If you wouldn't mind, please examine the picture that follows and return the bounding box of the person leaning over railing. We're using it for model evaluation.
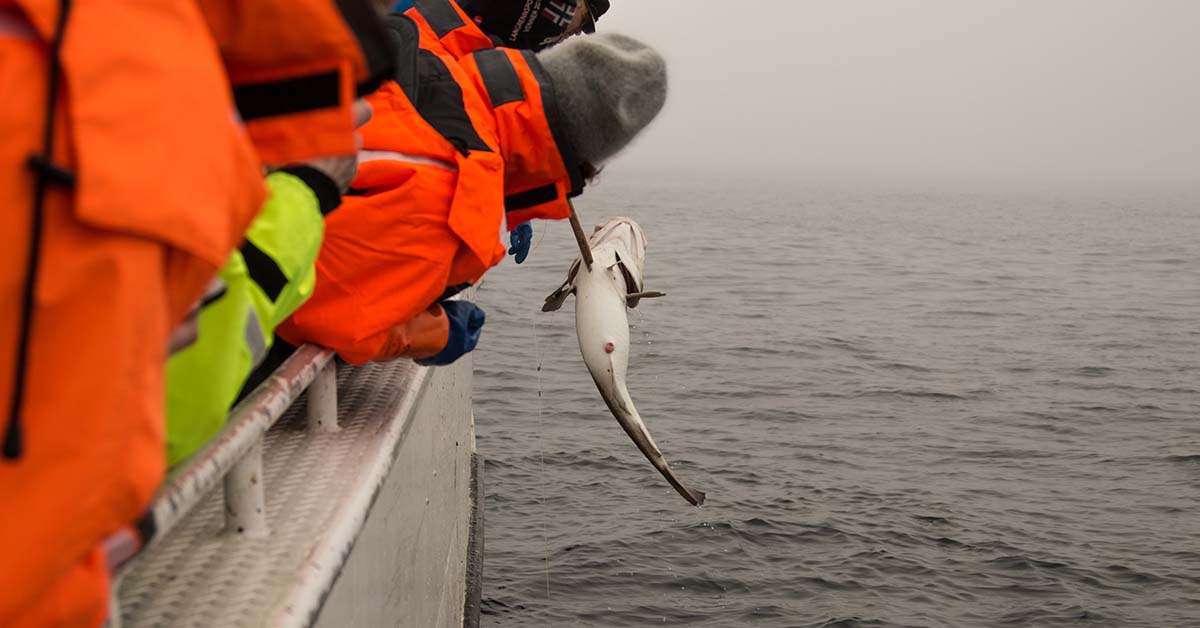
[406,0,611,262]
[240,0,615,379]
[0,2,266,625]
[276,4,667,367]
[164,0,395,467]
[164,109,370,466]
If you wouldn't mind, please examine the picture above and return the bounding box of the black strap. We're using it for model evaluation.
[233,72,341,122]
[505,183,557,212]
[26,155,75,187]
[415,51,492,155]
[6,0,74,460]
[474,49,525,107]
[414,0,465,38]
[239,241,288,302]
[385,14,422,103]
[279,166,342,216]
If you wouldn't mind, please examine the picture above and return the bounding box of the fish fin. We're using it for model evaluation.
[626,291,665,308]
[543,258,584,312]
[612,252,643,306]
[542,285,573,312]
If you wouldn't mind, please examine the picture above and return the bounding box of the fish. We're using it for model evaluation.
[544,217,706,507]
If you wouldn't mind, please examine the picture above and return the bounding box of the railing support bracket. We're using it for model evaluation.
[307,361,339,433]
[224,439,270,538]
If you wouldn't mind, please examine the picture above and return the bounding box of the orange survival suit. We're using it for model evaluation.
[278,1,585,364]
[0,0,383,625]
[0,2,263,625]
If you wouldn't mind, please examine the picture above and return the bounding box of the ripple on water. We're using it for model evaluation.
[476,180,1200,628]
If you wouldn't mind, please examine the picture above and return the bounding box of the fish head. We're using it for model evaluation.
[548,217,650,312]
[587,217,647,298]
[588,217,647,270]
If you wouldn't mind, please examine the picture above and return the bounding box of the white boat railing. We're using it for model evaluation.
[109,318,479,628]
[106,344,336,574]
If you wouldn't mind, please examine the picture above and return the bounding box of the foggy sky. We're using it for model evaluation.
[598,1,1200,185]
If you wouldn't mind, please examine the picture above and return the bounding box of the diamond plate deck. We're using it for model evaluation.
[116,355,468,628]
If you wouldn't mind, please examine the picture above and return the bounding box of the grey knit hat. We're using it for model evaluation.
[535,33,668,165]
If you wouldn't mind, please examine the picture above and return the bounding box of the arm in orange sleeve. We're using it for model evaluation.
[197,0,393,164]
[354,303,451,364]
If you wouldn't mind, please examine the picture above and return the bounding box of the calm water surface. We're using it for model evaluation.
[473,173,1200,627]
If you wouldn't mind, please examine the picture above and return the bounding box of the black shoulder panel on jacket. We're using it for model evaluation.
[415,50,492,155]
[415,0,466,38]
[474,49,525,107]
[385,14,421,102]
[337,0,398,97]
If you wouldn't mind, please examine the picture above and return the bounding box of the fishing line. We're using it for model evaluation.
[528,220,548,260]
[531,241,552,603]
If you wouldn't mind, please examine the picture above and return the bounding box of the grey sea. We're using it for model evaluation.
[472,172,1200,627]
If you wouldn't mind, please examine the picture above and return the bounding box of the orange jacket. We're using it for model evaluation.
[406,0,585,227]
[3,0,265,320]
[278,7,583,364]
[0,2,264,626]
[200,0,394,165]
[408,0,494,59]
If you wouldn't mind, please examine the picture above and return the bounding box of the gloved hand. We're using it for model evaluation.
[508,222,533,264]
[416,301,486,366]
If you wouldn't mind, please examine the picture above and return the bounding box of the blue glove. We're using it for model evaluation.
[416,301,486,366]
[508,222,533,264]
[390,0,415,12]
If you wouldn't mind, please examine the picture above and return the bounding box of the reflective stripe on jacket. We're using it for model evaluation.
[278,9,582,364]
[166,171,326,466]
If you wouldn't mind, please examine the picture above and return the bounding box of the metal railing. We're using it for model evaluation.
[106,332,476,628]
[107,344,337,571]
[109,289,474,627]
